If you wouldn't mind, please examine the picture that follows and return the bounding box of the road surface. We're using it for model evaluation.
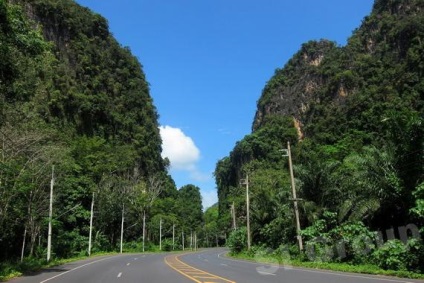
[10,248,424,283]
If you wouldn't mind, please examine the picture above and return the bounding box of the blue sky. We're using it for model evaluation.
[75,0,374,209]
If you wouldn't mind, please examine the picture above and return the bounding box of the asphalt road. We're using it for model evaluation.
[9,248,424,283]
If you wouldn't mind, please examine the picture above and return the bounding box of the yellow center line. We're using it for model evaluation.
[164,253,236,283]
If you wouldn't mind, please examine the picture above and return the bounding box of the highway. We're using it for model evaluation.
[10,248,424,283]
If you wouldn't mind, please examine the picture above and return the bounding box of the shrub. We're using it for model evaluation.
[330,222,377,264]
[405,238,424,273]
[372,240,409,271]
[227,227,247,254]
[161,239,174,251]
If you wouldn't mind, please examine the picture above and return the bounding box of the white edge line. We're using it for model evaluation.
[40,257,112,283]
[217,252,412,283]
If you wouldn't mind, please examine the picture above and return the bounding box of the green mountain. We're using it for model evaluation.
[215,0,423,265]
[0,0,190,261]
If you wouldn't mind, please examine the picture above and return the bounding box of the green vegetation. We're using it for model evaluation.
[0,0,205,279]
[2,0,424,280]
[216,0,424,276]
[230,249,424,280]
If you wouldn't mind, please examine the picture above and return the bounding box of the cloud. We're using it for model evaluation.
[159,125,200,170]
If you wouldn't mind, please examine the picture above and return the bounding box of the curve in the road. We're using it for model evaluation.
[165,253,236,283]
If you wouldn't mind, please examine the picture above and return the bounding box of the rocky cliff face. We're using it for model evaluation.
[2,0,165,174]
[215,0,424,230]
[252,0,424,142]
[253,40,336,138]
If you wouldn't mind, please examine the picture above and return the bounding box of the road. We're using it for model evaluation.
[10,248,424,283]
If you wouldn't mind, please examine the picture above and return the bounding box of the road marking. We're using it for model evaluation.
[117,272,122,278]
[127,263,130,266]
[218,252,412,283]
[39,257,112,283]
[165,254,236,283]
[257,270,276,276]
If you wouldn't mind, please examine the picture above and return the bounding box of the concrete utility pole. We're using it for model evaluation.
[120,204,124,254]
[47,165,54,262]
[240,175,251,250]
[190,230,193,251]
[88,192,94,256]
[182,230,185,250]
[231,202,237,231]
[194,232,197,251]
[283,141,303,251]
[142,210,146,252]
[159,218,162,251]
[172,223,175,250]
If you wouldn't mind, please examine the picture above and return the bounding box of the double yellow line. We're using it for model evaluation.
[165,253,236,283]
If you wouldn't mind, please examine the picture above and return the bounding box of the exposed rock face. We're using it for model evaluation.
[252,40,335,133]
[252,0,424,140]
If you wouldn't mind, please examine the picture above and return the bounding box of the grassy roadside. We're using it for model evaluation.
[229,252,424,280]
[0,252,118,282]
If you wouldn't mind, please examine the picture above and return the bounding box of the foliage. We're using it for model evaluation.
[227,227,248,254]
[0,0,207,267]
[230,250,424,279]
[372,240,410,271]
[161,239,174,252]
[215,0,424,274]
[412,182,424,220]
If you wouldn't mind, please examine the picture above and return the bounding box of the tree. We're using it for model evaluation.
[177,185,203,231]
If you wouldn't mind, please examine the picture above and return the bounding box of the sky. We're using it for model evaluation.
[75,0,375,209]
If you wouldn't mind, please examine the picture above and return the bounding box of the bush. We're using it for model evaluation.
[372,239,424,272]
[330,222,377,264]
[372,240,409,271]
[161,239,174,251]
[405,238,424,273]
[227,227,247,254]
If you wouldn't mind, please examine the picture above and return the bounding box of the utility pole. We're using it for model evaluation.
[231,202,237,231]
[283,141,303,251]
[194,232,197,251]
[172,223,175,250]
[190,230,193,251]
[240,175,251,250]
[120,204,124,254]
[88,192,94,256]
[142,210,146,252]
[182,230,185,250]
[159,218,162,251]
[47,165,54,262]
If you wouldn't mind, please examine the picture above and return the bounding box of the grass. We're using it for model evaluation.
[230,251,424,280]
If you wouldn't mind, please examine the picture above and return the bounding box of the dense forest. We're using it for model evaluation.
[0,0,210,268]
[216,0,424,273]
[2,0,424,279]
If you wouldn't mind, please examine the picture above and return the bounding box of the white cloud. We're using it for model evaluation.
[160,125,215,209]
[159,125,200,170]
